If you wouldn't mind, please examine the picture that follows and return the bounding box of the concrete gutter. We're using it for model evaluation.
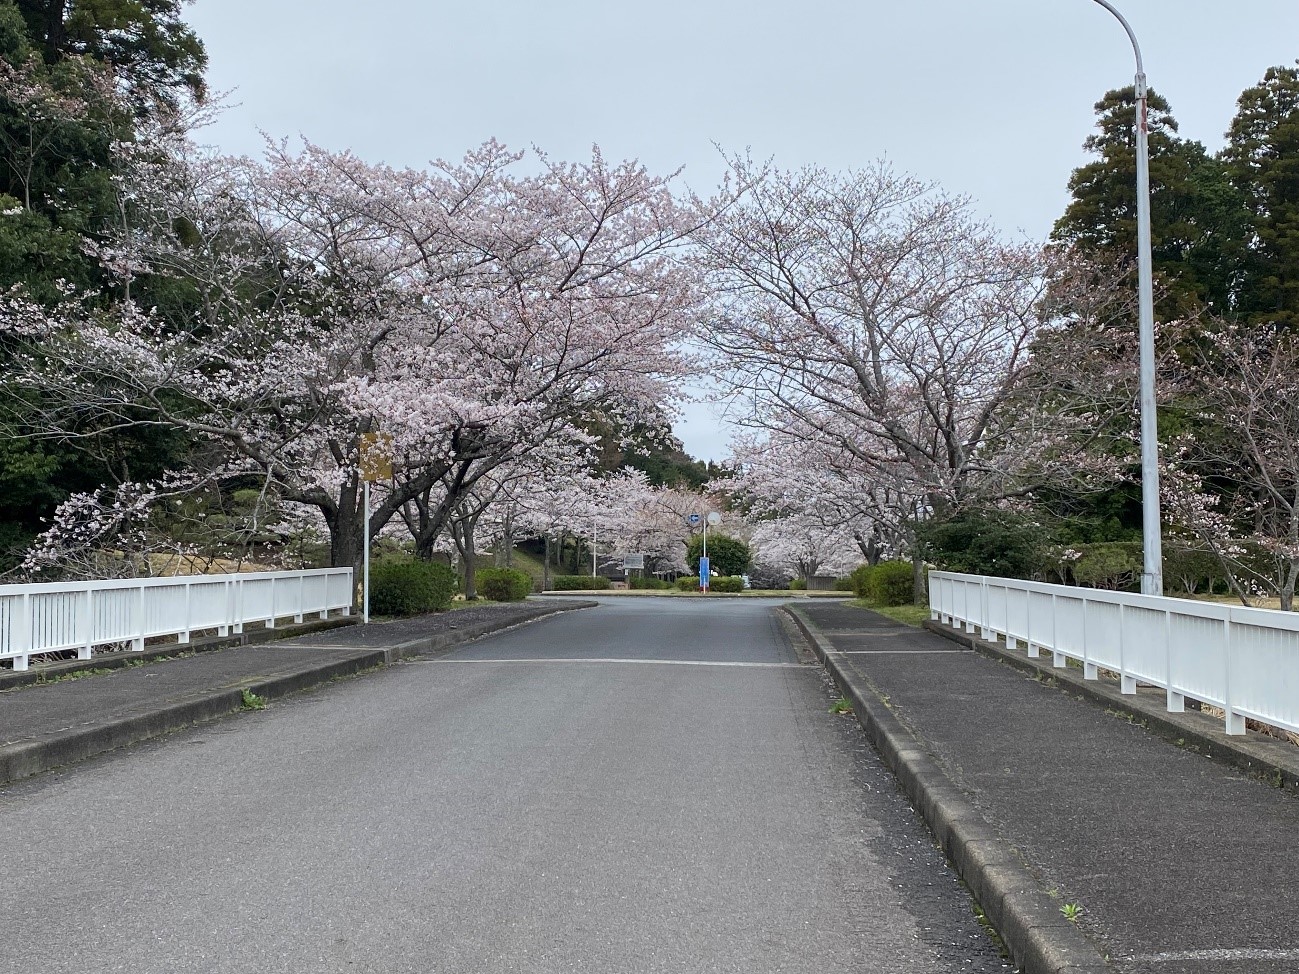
[924,618,1299,795]
[0,600,592,789]
[784,605,1110,974]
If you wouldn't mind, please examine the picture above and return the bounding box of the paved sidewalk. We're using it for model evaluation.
[0,599,589,788]
[792,601,1299,974]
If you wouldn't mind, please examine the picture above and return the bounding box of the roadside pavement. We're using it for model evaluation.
[0,599,590,788]
[790,600,1299,974]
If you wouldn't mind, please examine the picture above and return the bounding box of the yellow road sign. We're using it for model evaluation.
[358,432,393,482]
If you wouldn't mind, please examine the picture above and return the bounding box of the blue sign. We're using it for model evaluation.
[699,556,710,588]
[687,513,701,526]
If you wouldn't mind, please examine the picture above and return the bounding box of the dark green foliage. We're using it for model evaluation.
[709,575,744,593]
[629,576,671,590]
[832,577,853,592]
[370,559,456,616]
[676,576,699,591]
[551,575,611,591]
[475,567,532,601]
[867,560,914,606]
[789,578,806,590]
[916,507,1053,579]
[1163,546,1230,596]
[14,0,207,104]
[1070,541,1142,591]
[1053,86,1250,318]
[1222,62,1299,327]
[686,532,752,577]
[849,564,874,599]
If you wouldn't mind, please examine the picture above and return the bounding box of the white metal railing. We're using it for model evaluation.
[930,570,1299,737]
[0,568,354,671]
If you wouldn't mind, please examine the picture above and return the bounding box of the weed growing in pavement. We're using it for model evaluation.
[239,688,267,710]
[33,667,113,685]
[1061,902,1083,922]
[829,697,853,715]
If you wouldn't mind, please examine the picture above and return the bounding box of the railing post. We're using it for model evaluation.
[13,591,32,671]
[218,578,230,637]
[1165,607,1183,712]
[1082,597,1098,680]
[79,587,94,660]
[1222,615,1245,735]
[265,575,276,629]
[133,584,145,652]
[1119,602,1136,694]
[980,580,994,641]
[295,572,305,624]
[179,580,192,645]
[233,576,244,635]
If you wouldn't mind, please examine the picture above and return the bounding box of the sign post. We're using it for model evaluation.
[358,432,393,624]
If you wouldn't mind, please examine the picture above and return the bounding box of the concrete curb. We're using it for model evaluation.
[0,600,593,789]
[784,606,1110,974]
[923,619,1299,795]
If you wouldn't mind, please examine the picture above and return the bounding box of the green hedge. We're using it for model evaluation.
[629,576,671,590]
[849,564,874,598]
[867,560,914,606]
[789,578,806,590]
[832,576,853,591]
[709,575,745,593]
[370,559,457,616]
[676,576,699,591]
[476,567,532,601]
[551,575,612,591]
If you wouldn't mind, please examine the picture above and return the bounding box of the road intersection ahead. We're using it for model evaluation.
[1,598,1008,974]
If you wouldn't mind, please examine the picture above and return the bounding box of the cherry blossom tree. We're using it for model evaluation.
[1161,321,1299,609]
[1,123,706,579]
[694,159,1118,597]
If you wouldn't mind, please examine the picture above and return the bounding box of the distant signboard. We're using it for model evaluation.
[623,553,645,570]
[686,513,701,526]
[698,556,710,589]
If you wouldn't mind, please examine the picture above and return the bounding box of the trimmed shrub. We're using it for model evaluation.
[789,578,806,590]
[552,575,612,591]
[849,563,874,598]
[476,567,533,601]
[710,575,745,593]
[370,559,457,616]
[867,560,914,606]
[686,532,752,577]
[629,576,671,590]
[832,576,853,592]
[676,576,699,591]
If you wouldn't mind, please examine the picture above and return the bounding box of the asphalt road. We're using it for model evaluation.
[1,597,1009,974]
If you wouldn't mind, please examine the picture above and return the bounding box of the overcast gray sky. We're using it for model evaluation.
[185,0,1299,461]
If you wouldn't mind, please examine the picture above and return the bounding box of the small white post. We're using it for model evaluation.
[1165,608,1184,712]
[1222,616,1245,735]
[1119,603,1136,694]
[179,580,191,645]
[79,587,94,660]
[133,585,145,651]
[363,480,371,624]
[14,592,32,671]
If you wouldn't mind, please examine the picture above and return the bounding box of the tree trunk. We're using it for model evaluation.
[912,549,927,607]
[461,516,479,600]
[543,534,552,591]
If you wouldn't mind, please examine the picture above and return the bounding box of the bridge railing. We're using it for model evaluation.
[929,570,1299,737]
[0,568,354,671]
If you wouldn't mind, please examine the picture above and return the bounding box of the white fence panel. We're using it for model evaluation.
[0,569,353,671]
[930,570,1299,736]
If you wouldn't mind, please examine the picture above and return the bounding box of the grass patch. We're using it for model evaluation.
[239,688,267,711]
[848,599,932,627]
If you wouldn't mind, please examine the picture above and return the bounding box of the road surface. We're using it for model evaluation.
[0,597,1008,973]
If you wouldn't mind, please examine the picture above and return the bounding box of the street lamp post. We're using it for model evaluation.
[1090,0,1163,596]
